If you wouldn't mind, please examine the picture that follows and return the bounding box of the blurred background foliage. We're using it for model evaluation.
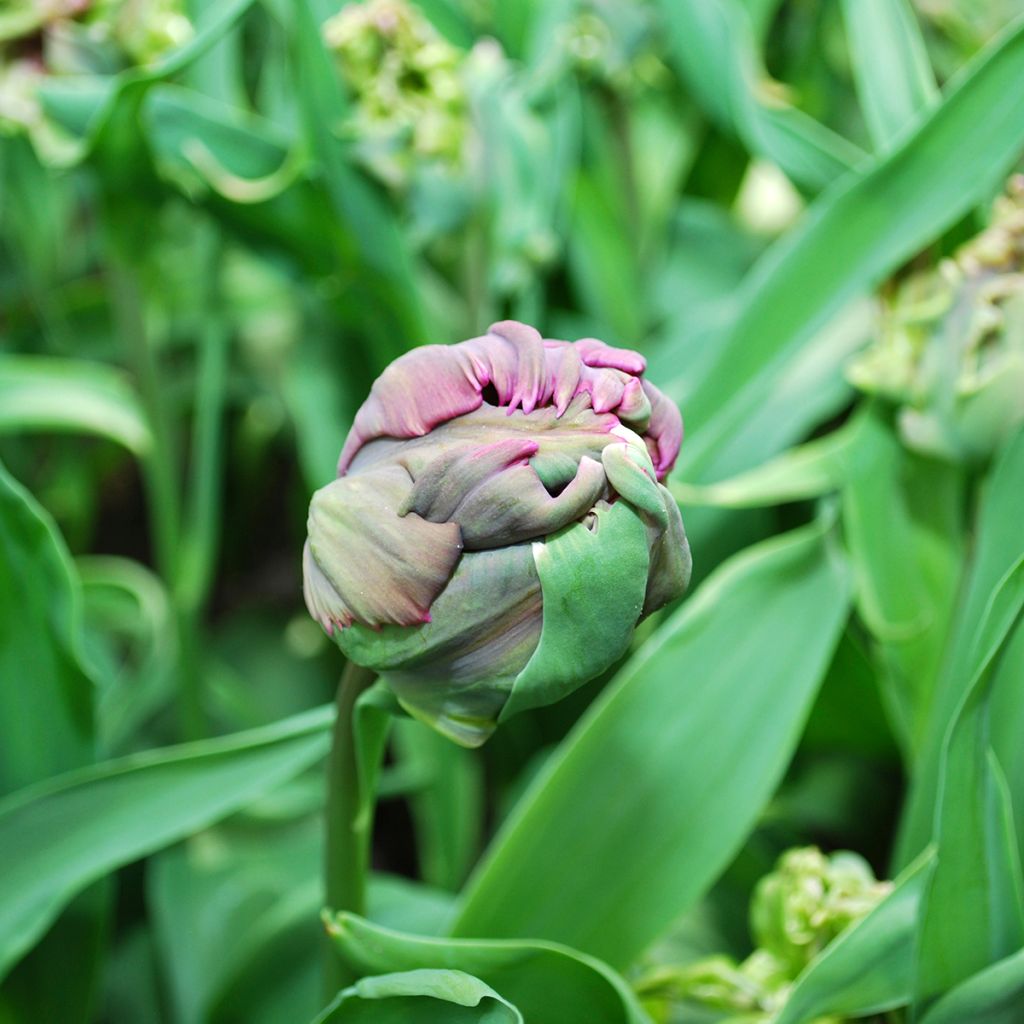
[1,0,1023,1022]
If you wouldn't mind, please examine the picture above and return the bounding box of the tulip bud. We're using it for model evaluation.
[303,321,690,746]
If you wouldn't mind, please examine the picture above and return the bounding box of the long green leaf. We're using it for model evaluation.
[842,408,963,752]
[840,0,938,150]
[0,462,95,794]
[674,14,1024,485]
[898,427,1024,863]
[670,408,870,509]
[0,705,333,982]
[915,555,1024,1003]
[0,355,151,455]
[918,947,1024,1024]
[452,518,850,967]
[326,913,650,1024]
[655,0,865,190]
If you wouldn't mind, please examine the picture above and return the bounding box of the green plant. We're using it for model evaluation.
[1,1,1023,1021]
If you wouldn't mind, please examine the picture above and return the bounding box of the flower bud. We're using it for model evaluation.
[303,321,690,745]
[848,176,1024,462]
[750,847,891,975]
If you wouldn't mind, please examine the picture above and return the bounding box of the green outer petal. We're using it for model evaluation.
[500,501,650,722]
[642,485,692,616]
[339,545,542,748]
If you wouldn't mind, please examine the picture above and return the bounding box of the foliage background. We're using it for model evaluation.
[1,0,1023,1021]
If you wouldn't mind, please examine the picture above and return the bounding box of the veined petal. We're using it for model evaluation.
[453,455,607,549]
[401,437,539,522]
[305,467,462,628]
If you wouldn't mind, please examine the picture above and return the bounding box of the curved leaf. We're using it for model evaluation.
[315,969,522,1023]
[453,518,851,967]
[0,462,96,794]
[0,356,151,455]
[326,913,650,1024]
[0,705,333,982]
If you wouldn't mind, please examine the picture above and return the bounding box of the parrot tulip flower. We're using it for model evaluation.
[303,320,690,745]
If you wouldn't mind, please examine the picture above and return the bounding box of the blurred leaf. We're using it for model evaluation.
[655,0,865,191]
[326,913,650,1024]
[842,407,964,752]
[840,0,938,150]
[0,461,95,795]
[918,946,1024,1024]
[393,719,483,892]
[144,85,307,203]
[453,518,850,967]
[0,705,333,982]
[150,810,455,1024]
[914,553,1024,1004]
[671,407,870,508]
[286,0,428,350]
[36,0,258,174]
[898,427,1024,863]
[0,355,151,456]
[77,555,177,753]
[315,969,523,1023]
[673,14,1024,487]
[775,850,934,1024]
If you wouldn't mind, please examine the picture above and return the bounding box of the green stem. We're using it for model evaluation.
[107,258,181,583]
[323,661,379,999]
[174,228,229,739]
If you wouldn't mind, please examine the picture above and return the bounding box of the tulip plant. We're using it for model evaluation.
[1,1,1024,1023]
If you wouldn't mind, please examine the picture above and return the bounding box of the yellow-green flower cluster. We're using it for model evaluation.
[562,0,669,95]
[323,0,468,188]
[0,0,191,136]
[636,847,891,1023]
[849,176,1024,462]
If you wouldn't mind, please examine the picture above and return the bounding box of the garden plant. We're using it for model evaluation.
[1,0,1024,1021]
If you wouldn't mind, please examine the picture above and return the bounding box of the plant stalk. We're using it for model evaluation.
[323,660,379,999]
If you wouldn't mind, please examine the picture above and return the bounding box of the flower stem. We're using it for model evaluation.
[323,660,379,998]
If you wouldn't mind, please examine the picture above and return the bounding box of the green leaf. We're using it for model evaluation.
[674,15,1024,486]
[144,85,307,203]
[775,850,935,1024]
[315,970,523,1024]
[77,555,177,753]
[918,947,1024,1024]
[655,0,865,190]
[325,913,650,1024]
[0,462,95,795]
[898,427,1024,864]
[840,0,938,150]
[393,719,483,892]
[453,518,850,967]
[915,554,1024,1003]
[37,0,259,171]
[0,355,151,456]
[670,408,870,508]
[842,408,964,752]
[0,705,333,982]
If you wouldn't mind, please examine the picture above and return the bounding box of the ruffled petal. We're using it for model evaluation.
[305,467,462,628]
[642,378,684,479]
[452,454,607,549]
